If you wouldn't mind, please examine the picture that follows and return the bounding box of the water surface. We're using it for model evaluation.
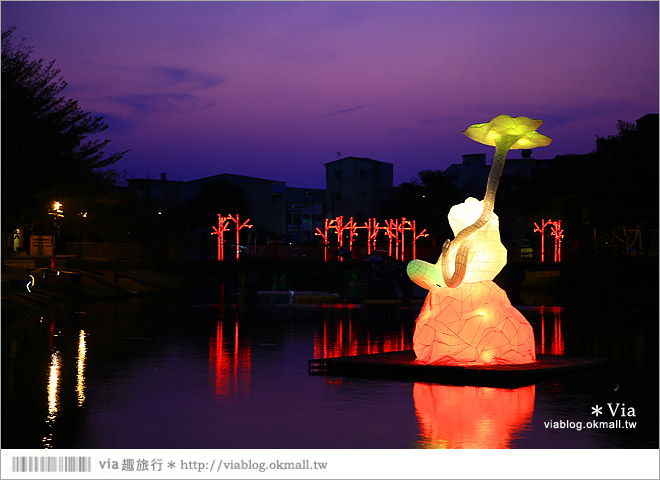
[2,290,657,449]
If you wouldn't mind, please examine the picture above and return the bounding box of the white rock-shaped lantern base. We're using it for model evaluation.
[413,280,535,366]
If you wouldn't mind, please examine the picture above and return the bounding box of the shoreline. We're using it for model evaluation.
[2,255,657,323]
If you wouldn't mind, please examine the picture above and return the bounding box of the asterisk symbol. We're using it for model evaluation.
[168,462,176,469]
[591,405,603,417]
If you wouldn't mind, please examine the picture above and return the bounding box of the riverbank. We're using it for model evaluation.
[2,254,657,323]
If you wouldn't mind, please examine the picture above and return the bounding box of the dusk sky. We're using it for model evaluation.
[2,1,658,188]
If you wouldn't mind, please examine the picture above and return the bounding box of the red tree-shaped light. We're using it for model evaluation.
[550,220,564,263]
[344,217,359,252]
[333,216,358,261]
[211,215,232,261]
[533,219,553,263]
[411,220,428,260]
[228,214,253,261]
[383,219,400,259]
[365,218,381,255]
[397,217,413,262]
[314,218,332,262]
[332,216,345,248]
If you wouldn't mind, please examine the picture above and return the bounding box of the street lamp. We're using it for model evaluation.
[48,201,64,254]
[49,201,64,218]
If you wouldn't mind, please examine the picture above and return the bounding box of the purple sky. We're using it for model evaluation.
[3,1,658,188]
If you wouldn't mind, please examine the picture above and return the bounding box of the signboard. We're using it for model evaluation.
[30,235,54,257]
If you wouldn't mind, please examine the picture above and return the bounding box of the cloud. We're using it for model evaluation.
[107,93,215,121]
[317,105,367,118]
[146,66,226,90]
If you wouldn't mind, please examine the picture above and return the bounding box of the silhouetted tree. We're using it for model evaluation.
[180,180,251,242]
[515,115,659,256]
[387,170,463,244]
[1,27,127,245]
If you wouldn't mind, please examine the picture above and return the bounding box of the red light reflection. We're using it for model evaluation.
[414,383,535,448]
[537,306,564,355]
[313,307,411,358]
[209,319,251,398]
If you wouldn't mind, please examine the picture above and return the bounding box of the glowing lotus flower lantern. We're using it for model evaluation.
[407,115,551,365]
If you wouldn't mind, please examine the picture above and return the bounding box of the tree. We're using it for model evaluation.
[386,170,463,244]
[1,27,127,245]
[181,180,251,241]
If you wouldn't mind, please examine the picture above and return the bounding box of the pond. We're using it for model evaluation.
[2,286,658,449]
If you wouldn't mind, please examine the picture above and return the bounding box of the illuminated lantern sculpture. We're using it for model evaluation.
[407,115,551,365]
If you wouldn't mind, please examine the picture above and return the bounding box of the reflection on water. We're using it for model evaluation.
[43,350,61,448]
[77,330,87,406]
[537,306,564,356]
[313,305,410,358]
[209,318,251,399]
[2,291,656,449]
[414,383,536,448]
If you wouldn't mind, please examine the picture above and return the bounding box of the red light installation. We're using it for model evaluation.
[550,220,564,263]
[332,216,345,249]
[414,383,536,448]
[211,215,232,261]
[314,218,332,262]
[383,219,400,259]
[364,218,381,255]
[316,216,428,262]
[533,219,553,263]
[397,218,411,262]
[345,218,359,253]
[411,220,428,261]
[228,214,253,261]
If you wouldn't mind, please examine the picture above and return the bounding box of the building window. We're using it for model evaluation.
[334,170,343,179]
[360,169,368,178]
[335,192,343,201]
[361,191,368,196]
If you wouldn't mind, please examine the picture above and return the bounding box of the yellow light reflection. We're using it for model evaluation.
[43,350,61,448]
[77,330,87,406]
[47,351,61,419]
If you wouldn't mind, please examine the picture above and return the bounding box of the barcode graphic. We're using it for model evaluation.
[11,456,92,473]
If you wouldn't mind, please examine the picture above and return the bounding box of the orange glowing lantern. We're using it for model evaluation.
[407,115,551,366]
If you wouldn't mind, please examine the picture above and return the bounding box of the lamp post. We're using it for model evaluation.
[48,201,64,254]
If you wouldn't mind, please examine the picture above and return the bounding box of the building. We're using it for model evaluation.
[126,173,184,212]
[184,173,287,242]
[324,156,393,221]
[444,152,552,196]
[285,187,326,244]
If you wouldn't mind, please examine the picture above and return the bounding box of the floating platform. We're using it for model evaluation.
[308,350,606,388]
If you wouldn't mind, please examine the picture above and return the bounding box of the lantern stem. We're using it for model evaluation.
[440,138,513,288]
